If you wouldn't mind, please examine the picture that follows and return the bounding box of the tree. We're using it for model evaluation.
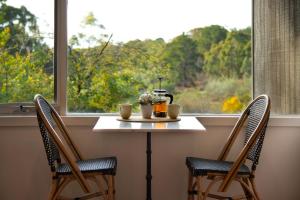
[0,0,42,55]
[190,25,228,53]
[118,39,167,90]
[203,28,251,78]
[0,40,53,103]
[67,12,110,111]
[162,33,200,87]
[0,1,54,103]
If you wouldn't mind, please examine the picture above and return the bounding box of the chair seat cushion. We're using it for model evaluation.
[56,157,117,175]
[186,157,250,176]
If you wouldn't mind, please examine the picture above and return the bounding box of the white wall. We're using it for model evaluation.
[0,119,300,200]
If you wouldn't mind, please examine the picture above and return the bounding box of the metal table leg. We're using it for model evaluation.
[146,131,152,200]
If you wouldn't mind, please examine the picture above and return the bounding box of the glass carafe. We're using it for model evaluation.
[152,89,173,117]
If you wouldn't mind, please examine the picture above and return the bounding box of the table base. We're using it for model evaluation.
[146,131,152,200]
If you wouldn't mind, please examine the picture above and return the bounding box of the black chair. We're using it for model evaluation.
[186,94,270,200]
[34,94,117,200]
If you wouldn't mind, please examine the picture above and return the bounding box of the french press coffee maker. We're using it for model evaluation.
[152,77,173,117]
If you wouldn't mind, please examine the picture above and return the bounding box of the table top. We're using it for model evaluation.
[93,116,206,133]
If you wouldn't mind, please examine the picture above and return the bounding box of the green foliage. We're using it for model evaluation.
[190,25,228,53]
[205,77,250,103]
[0,4,53,104]
[0,49,53,103]
[67,38,167,112]
[203,27,251,78]
[0,3,252,114]
[175,77,251,113]
[0,1,43,55]
[174,88,211,113]
[162,33,200,87]
[83,12,98,26]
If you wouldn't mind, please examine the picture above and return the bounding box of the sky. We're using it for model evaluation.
[6,0,251,44]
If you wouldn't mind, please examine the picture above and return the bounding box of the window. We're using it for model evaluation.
[67,0,252,114]
[0,0,55,114]
[0,0,254,115]
[1,0,299,116]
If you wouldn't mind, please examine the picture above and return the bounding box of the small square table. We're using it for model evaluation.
[93,116,206,200]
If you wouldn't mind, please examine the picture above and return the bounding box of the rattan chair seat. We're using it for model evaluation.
[186,157,250,176]
[56,157,117,175]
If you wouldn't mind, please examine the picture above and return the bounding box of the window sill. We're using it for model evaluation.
[0,114,299,127]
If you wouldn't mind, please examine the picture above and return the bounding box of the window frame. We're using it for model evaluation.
[55,0,67,115]
[0,0,300,127]
[0,0,255,116]
[64,0,254,115]
[0,0,254,117]
[0,0,60,115]
[64,0,253,117]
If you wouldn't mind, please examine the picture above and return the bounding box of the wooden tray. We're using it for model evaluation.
[117,116,181,123]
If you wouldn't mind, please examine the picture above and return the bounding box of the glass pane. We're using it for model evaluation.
[67,0,251,113]
[0,0,54,104]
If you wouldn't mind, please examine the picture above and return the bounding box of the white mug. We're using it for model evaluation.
[168,104,181,119]
[119,104,132,119]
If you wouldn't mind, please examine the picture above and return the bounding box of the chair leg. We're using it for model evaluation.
[107,175,114,200]
[188,172,194,200]
[112,176,116,200]
[249,178,260,200]
[240,178,252,200]
[52,178,72,200]
[236,178,258,200]
[93,176,108,200]
[48,178,59,200]
[203,177,224,200]
[196,176,203,200]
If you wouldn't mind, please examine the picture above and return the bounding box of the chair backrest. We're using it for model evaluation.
[34,94,91,193]
[244,95,270,170]
[35,95,61,171]
[218,95,271,192]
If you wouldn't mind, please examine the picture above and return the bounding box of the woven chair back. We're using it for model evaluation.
[244,95,270,170]
[35,95,61,171]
